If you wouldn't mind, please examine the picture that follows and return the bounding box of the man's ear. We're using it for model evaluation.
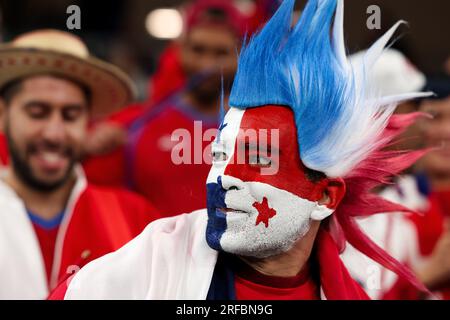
[318,178,346,210]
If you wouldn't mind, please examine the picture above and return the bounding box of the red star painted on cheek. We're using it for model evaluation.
[253,197,277,228]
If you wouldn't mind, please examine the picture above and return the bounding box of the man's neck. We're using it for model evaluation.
[3,168,76,220]
[239,221,321,278]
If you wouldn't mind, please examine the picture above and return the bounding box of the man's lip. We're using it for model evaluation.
[217,207,248,214]
[30,150,68,171]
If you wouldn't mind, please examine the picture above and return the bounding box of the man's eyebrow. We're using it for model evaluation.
[62,104,87,110]
[23,100,51,109]
[23,101,87,110]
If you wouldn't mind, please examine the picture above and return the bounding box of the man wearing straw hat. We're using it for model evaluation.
[0,29,159,299]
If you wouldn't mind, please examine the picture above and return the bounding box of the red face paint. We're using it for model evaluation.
[224,105,327,202]
[206,106,335,258]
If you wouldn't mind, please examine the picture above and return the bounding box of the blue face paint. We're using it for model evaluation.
[206,176,228,251]
[216,76,227,143]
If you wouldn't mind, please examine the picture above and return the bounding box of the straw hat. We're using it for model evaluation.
[0,29,136,118]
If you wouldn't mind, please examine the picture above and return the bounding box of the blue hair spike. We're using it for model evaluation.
[229,0,430,177]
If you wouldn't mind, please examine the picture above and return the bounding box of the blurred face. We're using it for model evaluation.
[181,25,238,104]
[1,75,89,191]
[419,96,450,175]
[386,101,422,152]
[206,106,338,258]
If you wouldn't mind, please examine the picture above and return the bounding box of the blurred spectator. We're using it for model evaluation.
[344,75,450,300]
[410,77,450,298]
[146,0,279,106]
[81,0,280,161]
[83,0,247,216]
[341,49,430,299]
[147,43,186,106]
[0,29,159,299]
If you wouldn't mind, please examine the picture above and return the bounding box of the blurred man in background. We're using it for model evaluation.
[344,75,450,300]
[0,30,159,299]
[341,49,429,299]
[409,78,450,299]
[83,0,247,216]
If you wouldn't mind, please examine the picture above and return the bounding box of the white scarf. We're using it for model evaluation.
[65,210,218,300]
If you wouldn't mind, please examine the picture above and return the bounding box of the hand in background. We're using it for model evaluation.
[417,219,450,291]
[83,122,127,156]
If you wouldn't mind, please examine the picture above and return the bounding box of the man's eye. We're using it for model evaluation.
[26,105,48,118]
[212,151,228,162]
[249,155,272,167]
[63,107,83,121]
[215,48,229,57]
[191,45,206,55]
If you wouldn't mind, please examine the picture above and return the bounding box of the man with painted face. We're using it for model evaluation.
[56,0,430,300]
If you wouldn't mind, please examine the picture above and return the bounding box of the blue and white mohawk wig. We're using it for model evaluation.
[229,0,430,178]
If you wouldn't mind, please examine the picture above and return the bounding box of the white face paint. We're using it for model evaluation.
[221,177,332,258]
[205,107,334,258]
[206,107,244,184]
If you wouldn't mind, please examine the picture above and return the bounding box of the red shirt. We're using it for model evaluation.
[235,264,320,300]
[28,210,65,285]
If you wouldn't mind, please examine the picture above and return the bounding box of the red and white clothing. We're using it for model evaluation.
[57,210,369,300]
[341,174,449,299]
[340,210,421,299]
[0,167,159,299]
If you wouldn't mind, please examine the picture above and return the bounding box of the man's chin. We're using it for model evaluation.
[23,167,75,192]
[209,231,291,259]
[221,245,288,259]
[192,87,221,105]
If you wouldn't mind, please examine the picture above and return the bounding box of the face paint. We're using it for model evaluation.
[206,106,334,258]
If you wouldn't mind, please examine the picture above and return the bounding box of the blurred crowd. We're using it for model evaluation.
[0,0,450,300]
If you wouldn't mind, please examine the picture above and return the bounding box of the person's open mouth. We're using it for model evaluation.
[217,207,248,215]
[31,150,69,172]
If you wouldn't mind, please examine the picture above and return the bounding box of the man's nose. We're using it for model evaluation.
[199,56,221,73]
[42,114,66,142]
